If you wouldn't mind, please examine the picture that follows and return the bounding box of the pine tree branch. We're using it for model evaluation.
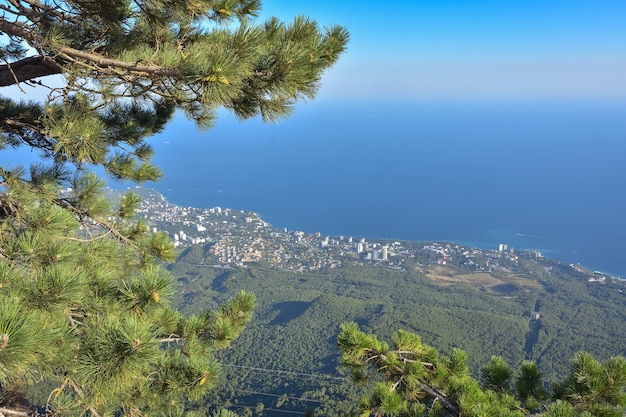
[3,118,47,136]
[2,57,26,93]
[87,218,141,251]
[0,118,55,156]
[61,231,114,243]
[64,380,102,417]
[10,0,82,26]
[365,351,462,416]
[394,350,436,368]
[0,406,29,416]
[0,15,38,42]
[46,385,64,413]
[0,3,15,14]
[0,16,177,86]
[0,16,178,87]
[55,198,141,251]
[56,47,179,78]
[159,335,182,343]
[391,375,405,391]
[416,381,461,416]
[0,15,62,85]
[0,55,61,87]
[67,311,84,327]
[5,0,26,15]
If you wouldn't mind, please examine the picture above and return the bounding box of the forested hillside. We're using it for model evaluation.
[168,244,626,416]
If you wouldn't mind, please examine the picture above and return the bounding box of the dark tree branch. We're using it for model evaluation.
[0,406,29,416]
[0,16,178,88]
[55,198,141,251]
[56,47,179,78]
[416,381,461,416]
[0,55,61,87]
[362,351,462,417]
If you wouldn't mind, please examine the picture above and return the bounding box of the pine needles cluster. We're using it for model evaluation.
[338,323,626,417]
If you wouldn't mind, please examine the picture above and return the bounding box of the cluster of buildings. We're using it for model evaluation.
[418,242,539,275]
[131,188,614,283]
[134,188,405,270]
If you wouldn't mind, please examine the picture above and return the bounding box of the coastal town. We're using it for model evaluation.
[131,187,616,285]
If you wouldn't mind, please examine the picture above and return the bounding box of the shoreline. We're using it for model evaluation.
[131,185,624,281]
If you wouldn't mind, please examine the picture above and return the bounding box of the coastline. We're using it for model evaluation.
[130,189,622,280]
[155,186,624,280]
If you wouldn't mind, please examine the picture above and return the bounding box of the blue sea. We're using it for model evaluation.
[5,99,626,277]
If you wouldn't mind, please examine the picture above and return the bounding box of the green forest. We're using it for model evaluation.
[168,245,626,416]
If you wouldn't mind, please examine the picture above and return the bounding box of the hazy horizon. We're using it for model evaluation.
[258,0,626,102]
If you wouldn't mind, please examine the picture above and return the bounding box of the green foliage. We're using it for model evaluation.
[0,300,58,386]
[337,324,626,417]
[0,173,257,415]
[482,356,513,393]
[552,352,626,417]
[338,323,515,416]
[0,0,347,414]
[515,360,547,407]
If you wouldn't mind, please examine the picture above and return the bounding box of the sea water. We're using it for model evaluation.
[4,99,626,277]
[149,99,626,277]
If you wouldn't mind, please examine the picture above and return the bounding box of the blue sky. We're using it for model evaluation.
[2,1,623,102]
[259,1,626,101]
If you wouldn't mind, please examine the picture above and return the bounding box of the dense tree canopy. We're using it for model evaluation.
[0,0,348,415]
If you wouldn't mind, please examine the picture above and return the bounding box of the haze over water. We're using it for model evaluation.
[149,99,626,278]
